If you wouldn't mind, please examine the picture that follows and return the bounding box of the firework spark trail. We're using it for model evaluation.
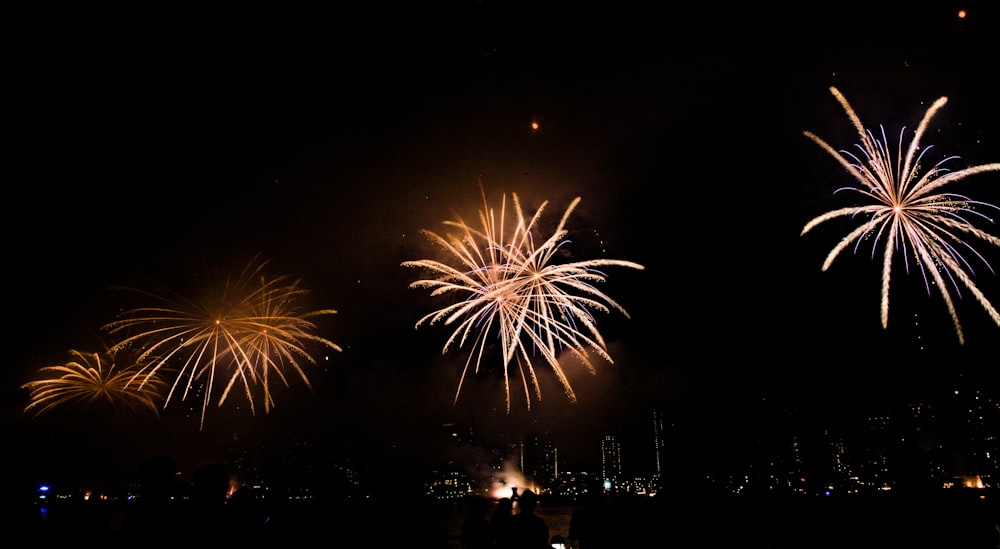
[102,257,341,429]
[22,346,167,418]
[802,86,1000,344]
[403,188,644,411]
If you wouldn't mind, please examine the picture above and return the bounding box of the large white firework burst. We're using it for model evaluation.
[403,189,644,411]
[802,86,1000,344]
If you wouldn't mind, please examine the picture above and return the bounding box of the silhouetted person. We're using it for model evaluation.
[122,456,184,549]
[460,496,496,549]
[568,489,615,548]
[506,489,549,549]
[226,486,272,548]
[491,497,514,549]
[186,463,231,545]
[363,453,451,548]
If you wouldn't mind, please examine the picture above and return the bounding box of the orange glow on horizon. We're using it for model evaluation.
[963,475,985,489]
[489,461,541,499]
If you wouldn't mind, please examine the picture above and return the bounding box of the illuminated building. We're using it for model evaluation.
[601,434,622,491]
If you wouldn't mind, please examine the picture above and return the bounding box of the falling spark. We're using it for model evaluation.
[802,86,1000,344]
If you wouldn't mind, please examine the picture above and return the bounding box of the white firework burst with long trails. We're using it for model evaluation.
[403,188,644,411]
[802,86,1000,344]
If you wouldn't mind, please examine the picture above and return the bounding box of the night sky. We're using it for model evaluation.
[5,6,999,489]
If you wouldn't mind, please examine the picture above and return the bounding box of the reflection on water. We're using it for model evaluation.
[23,491,1000,548]
[441,500,577,541]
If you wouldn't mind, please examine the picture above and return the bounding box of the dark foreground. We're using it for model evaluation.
[10,489,999,548]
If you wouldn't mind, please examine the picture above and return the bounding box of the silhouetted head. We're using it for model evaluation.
[466,495,492,516]
[496,497,513,514]
[518,489,538,513]
[191,463,230,505]
[138,455,181,502]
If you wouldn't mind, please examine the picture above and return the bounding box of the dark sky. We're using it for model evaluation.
[5,6,1000,488]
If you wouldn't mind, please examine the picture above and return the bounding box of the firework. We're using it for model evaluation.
[22,345,167,418]
[103,257,341,429]
[402,189,644,411]
[802,86,1000,343]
